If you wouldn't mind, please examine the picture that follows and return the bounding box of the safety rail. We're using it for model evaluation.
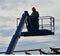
[40,16,55,33]
[17,16,55,33]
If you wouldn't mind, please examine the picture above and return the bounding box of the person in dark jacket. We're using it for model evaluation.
[30,7,39,32]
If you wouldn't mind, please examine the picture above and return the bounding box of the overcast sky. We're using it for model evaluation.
[0,0,60,50]
[0,0,60,17]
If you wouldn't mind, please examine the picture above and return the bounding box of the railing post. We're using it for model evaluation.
[41,18,43,29]
[50,17,52,31]
[53,17,55,33]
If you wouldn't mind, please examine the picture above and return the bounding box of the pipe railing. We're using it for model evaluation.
[17,16,55,33]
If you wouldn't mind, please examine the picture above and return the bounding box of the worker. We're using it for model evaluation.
[30,7,39,32]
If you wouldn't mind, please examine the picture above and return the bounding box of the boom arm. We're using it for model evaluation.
[6,12,28,54]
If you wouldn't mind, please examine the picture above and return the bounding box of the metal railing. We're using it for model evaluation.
[39,16,55,32]
[17,16,55,33]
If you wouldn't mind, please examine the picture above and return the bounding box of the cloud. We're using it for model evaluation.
[0,0,60,17]
[0,35,58,51]
[0,16,16,30]
[19,36,57,43]
[0,16,16,38]
[0,28,15,37]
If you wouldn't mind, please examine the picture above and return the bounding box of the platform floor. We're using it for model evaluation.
[21,29,54,36]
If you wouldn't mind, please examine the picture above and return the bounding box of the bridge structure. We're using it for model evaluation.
[1,47,60,55]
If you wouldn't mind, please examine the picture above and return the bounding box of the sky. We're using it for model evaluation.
[0,0,60,53]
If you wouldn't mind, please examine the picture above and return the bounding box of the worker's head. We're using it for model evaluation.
[32,7,36,12]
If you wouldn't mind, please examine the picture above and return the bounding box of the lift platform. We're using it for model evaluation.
[17,16,55,36]
[6,11,55,54]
